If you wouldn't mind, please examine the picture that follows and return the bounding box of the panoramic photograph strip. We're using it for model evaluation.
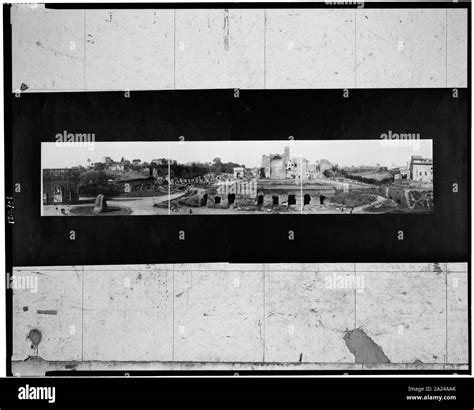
[41,139,433,216]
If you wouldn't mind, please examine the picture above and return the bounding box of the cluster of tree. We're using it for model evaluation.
[344,173,394,185]
[79,170,122,196]
[323,165,344,178]
[79,170,108,186]
[79,157,245,196]
[209,158,243,174]
[89,157,243,176]
[169,163,209,179]
[167,158,243,179]
[92,162,107,171]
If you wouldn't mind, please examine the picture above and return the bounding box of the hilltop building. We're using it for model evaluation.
[409,156,433,183]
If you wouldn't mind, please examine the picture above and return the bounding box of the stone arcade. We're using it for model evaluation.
[42,168,80,205]
[256,180,336,208]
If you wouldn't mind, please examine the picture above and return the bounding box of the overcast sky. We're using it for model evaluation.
[42,140,432,169]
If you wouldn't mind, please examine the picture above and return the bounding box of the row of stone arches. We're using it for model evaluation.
[200,193,236,206]
[199,193,327,207]
[257,194,326,206]
[43,184,77,205]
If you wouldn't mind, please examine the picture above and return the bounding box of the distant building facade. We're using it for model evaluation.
[233,166,245,179]
[393,166,411,180]
[409,156,433,183]
[261,147,332,180]
[108,163,124,172]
